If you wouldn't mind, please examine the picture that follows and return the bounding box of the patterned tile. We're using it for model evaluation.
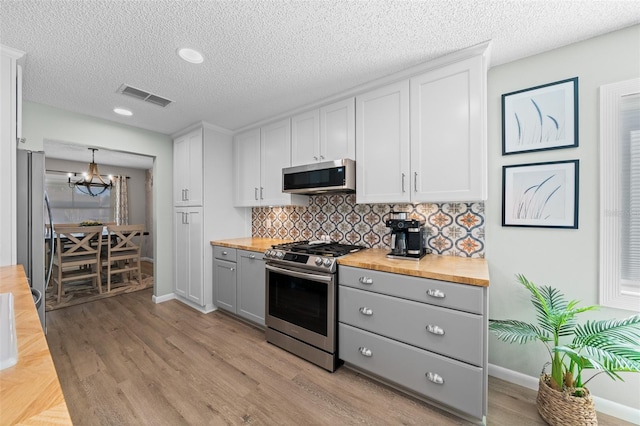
[251,195,485,258]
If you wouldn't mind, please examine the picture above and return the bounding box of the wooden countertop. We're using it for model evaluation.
[211,237,292,252]
[0,265,72,425]
[337,248,489,287]
[210,238,488,287]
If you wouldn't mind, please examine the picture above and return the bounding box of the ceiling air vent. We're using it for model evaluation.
[117,84,173,108]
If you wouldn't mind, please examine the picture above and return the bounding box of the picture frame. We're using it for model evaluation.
[502,160,579,229]
[502,77,578,155]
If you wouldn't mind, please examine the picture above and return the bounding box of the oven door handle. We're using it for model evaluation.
[265,263,333,283]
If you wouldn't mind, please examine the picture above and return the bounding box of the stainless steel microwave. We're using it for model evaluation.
[282,159,355,195]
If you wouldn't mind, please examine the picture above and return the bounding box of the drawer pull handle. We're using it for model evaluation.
[426,372,444,385]
[358,347,372,357]
[359,277,373,285]
[426,324,445,335]
[358,307,373,316]
[426,288,445,298]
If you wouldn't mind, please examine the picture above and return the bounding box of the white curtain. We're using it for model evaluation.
[144,169,153,259]
[114,176,129,225]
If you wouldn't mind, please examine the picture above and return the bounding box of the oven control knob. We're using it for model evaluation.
[323,258,333,267]
[276,251,284,259]
[265,250,271,258]
[315,257,323,266]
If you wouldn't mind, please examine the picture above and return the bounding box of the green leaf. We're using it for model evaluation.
[488,319,549,344]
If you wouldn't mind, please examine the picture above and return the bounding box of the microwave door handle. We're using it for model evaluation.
[265,263,333,283]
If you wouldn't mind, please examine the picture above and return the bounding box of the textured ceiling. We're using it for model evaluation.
[2,0,640,137]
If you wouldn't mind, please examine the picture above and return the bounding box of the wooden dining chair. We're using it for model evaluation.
[103,224,145,292]
[51,225,104,303]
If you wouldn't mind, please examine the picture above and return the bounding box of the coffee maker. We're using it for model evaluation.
[386,213,428,260]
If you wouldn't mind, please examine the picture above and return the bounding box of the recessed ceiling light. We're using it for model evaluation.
[177,47,204,64]
[113,107,133,116]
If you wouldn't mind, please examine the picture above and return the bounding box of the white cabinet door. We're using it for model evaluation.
[173,208,189,298]
[234,128,261,207]
[173,207,203,305]
[356,81,410,204]
[260,118,292,206]
[291,109,320,166]
[173,129,203,206]
[185,207,203,304]
[320,97,355,162]
[411,56,485,202]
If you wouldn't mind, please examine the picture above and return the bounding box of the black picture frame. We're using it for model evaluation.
[502,77,578,155]
[502,160,579,229]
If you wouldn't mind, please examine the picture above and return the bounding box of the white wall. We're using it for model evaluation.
[20,101,174,298]
[486,24,640,412]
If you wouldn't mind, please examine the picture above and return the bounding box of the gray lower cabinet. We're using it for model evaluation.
[338,265,488,422]
[237,250,266,325]
[213,246,265,326]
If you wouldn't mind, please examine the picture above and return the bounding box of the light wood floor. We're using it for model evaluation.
[46,289,631,425]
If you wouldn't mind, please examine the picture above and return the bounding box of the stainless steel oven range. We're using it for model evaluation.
[264,241,364,372]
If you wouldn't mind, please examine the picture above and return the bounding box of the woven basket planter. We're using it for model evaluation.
[536,374,598,425]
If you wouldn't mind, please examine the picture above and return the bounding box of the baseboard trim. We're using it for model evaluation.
[488,364,640,424]
[174,296,217,314]
[152,293,175,304]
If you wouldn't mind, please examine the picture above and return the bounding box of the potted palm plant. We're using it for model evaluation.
[489,274,640,426]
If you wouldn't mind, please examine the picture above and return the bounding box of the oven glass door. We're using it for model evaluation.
[265,263,335,351]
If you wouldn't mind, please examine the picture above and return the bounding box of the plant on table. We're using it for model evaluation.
[489,274,640,397]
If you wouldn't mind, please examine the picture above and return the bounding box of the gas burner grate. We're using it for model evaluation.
[271,241,365,257]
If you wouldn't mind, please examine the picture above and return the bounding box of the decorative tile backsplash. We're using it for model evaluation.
[252,194,485,258]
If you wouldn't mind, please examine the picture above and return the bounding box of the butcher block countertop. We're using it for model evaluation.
[210,238,488,287]
[0,265,72,425]
[210,237,292,252]
[337,248,489,287]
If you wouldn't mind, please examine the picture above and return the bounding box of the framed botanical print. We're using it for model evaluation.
[502,160,579,229]
[502,77,578,155]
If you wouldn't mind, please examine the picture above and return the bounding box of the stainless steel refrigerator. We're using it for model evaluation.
[16,149,53,331]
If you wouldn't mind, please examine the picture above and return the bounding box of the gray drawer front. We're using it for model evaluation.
[339,286,483,366]
[213,246,237,262]
[339,266,484,314]
[339,323,483,420]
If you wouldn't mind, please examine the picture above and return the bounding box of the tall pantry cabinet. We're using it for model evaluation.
[173,124,248,312]
[0,45,25,267]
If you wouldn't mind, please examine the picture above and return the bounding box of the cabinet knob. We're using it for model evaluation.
[426,289,445,298]
[358,347,372,357]
[249,254,255,259]
[426,324,445,335]
[358,277,373,285]
[426,372,444,385]
[313,156,318,160]
[222,251,228,255]
[358,307,373,316]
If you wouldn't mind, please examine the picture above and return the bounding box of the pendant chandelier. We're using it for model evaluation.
[68,148,113,197]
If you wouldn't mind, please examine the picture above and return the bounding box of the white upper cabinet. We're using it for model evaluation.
[173,128,203,206]
[356,81,411,204]
[356,54,487,204]
[320,97,355,163]
[291,109,320,166]
[234,120,308,207]
[291,98,355,167]
[234,128,261,207]
[260,118,293,206]
[410,55,486,202]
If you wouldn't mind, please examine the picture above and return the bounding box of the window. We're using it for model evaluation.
[45,173,113,224]
[600,77,640,311]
